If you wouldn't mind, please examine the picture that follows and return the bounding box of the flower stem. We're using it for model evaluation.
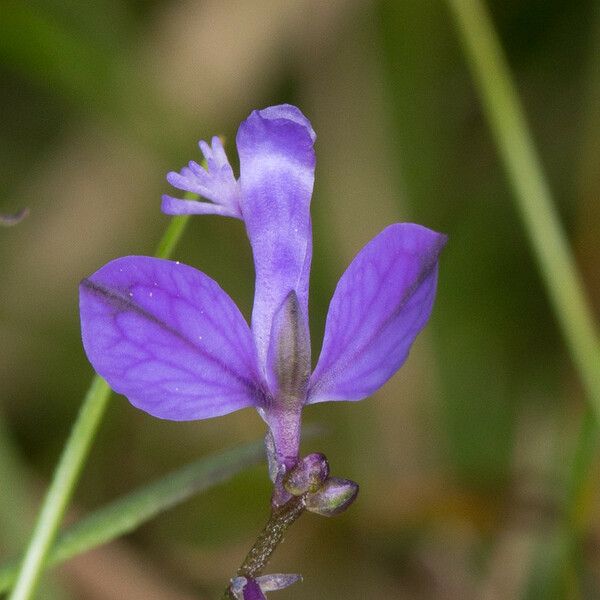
[8,211,192,600]
[220,496,306,599]
[154,214,191,259]
[8,377,111,600]
[445,0,600,590]
[238,496,305,577]
[445,0,600,416]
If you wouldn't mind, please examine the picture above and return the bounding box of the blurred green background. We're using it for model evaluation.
[1,0,600,598]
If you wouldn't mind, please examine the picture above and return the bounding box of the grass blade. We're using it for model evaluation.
[7,204,194,600]
[0,439,265,594]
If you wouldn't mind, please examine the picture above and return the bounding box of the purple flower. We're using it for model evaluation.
[79,105,446,484]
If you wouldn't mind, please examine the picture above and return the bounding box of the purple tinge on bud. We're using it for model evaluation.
[242,579,266,600]
[305,477,359,517]
[230,574,301,599]
[283,453,329,496]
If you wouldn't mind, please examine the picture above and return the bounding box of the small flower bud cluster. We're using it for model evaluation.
[282,453,359,517]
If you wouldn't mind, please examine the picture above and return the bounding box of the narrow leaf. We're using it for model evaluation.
[0,439,265,593]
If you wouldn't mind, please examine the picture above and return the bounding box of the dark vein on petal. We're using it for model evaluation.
[82,278,261,396]
[311,248,441,397]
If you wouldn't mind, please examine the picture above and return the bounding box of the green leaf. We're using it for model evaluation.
[0,439,265,594]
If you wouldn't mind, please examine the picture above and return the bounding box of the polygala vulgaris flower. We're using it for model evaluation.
[79,105,446,494]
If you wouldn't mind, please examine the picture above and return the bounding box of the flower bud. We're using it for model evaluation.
[267,291,311,403]
[230,577,266,600]
[242,578,266,600]
[283,453,329,495]
[257,573,302,592]
[305,477,359,517]
[230,574,301,599]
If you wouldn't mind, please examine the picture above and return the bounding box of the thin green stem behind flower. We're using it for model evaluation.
[8,206,193,600]
[445,0,600,594]
[0,438,265,594]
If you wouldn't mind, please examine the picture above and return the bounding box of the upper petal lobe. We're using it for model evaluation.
[80,256,263,420]
[308,223,446,403]
[236,105,316,368]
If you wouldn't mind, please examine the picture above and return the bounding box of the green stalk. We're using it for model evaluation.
[0,439,264,593]
[445,0,600,409]
[0,417,69,600]
[8,211,192,600]
[220,495,306,600]
[7,378,111,600]
[154,215,190,259]
[445,0,600,591]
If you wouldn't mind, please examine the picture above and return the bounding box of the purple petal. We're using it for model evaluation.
[308,224,446,403]
[80,256,263,420]
[162,136,242,218]
[256,105,316,142]
[236,104,316,368]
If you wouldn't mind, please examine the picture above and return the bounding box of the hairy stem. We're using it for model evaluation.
[221,496,306,599]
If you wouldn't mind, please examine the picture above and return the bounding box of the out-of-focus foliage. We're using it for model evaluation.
[1,1,599,598]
